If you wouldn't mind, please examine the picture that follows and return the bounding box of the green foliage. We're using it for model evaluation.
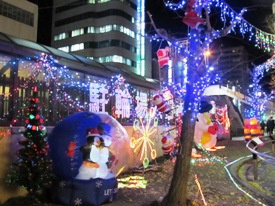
[6,87,55,198]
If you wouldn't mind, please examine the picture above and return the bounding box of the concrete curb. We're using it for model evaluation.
[227,156,275,205]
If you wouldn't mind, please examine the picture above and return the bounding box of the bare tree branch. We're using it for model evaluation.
[216,9,246,38]
[147,11,176,45]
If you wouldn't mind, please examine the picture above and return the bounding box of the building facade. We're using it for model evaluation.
[0,0,38,41]
[51,0,152,77]
[0,31,158,126]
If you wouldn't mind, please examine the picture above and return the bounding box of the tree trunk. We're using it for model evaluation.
[161,24,202,206]
[161,111,194,206]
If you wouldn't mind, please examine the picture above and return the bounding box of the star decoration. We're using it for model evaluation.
[130,107,158,168]
[96,180,102,188]
[59,181,66,188]
[74,198,82,205]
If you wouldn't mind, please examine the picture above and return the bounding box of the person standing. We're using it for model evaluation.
[260,120,266,134]
[266,116,275,135]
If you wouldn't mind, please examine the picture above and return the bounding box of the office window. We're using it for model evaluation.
[72,28,84,37]
[0,0,34,26]
[71,43,84,51]
[54,32,69,41]
[58,46,69,52]
[87,26,95,33]
[91,55,135,67]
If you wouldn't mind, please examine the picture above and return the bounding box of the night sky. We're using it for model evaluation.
[146,0,273,65]
[28,0,53,46]
[29,0,273,65]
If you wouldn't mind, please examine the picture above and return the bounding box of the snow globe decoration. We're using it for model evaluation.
[48,112,130,206]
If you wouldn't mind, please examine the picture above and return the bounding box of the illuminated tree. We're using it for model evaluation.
[247,58,275,119]
[6,86,54,200]
[148,0,247,205]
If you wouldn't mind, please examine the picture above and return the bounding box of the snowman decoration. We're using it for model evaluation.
[194,101,218,149]
[94,133,115,179]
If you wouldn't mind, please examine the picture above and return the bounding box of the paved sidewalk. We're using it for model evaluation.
[106,138,275,206]
[228,137,275,206]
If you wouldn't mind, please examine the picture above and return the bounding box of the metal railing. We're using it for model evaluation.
[245,135,275,180]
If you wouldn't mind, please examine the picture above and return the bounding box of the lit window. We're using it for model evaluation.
[88,26,95,33]
[126,59,131,66]
[54,33,68,41]
[71,43,84,51]
[106,56,111,62]
[98,57,103,63]
[58,46,69,52]
[106,25,111,32]
[72,29,84,37]
[99,26,105,33]
[112,55,123,63]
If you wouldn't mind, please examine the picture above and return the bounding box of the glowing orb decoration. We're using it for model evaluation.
[48,112,131,179]
[130,108,158,168]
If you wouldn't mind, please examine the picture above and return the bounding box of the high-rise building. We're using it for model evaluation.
[210,45,250,94]
[51,0,152,77]
[0,0,38,41]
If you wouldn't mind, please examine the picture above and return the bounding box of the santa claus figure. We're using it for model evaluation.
[76,128,101,180]
[152,94,170,114]
[194,101,218,149]
[182,0,207,39]
[156,46,170,69]
[161,135,175,155]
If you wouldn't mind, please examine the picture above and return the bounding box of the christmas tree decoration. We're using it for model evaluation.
[6,86,54,199]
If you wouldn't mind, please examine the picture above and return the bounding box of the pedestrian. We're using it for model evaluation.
[260,120,266,134]
[266,116,274,135]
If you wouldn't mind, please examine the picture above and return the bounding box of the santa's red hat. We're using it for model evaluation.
[86,128,100,137]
